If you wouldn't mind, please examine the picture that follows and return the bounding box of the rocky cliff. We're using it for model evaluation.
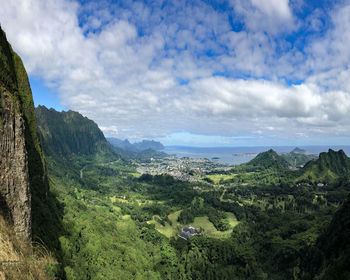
[0,26,47,238]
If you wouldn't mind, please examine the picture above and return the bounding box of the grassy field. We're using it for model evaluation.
[128,172,142,178]
[148,210,239,239]
[147,210,182,238]
[205,174,237,184]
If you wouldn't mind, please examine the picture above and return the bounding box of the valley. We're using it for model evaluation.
[1,99,350,279]
[0,23,349,280]
[40,120,350,279]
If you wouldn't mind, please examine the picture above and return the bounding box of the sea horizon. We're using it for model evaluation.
[163,145,350,165]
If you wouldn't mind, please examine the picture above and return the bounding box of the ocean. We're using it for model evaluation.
[163,146,350,165]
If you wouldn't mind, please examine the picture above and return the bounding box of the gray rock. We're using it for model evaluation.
[0,90,31,237]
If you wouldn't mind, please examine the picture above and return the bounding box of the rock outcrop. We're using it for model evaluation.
[0,26,47,238]
[0,90,31,236]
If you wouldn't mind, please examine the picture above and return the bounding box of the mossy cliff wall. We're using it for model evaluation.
[0,26,48,238]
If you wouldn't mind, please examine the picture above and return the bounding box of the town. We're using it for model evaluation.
[133,156,232,181]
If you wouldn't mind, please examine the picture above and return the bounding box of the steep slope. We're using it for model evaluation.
[0,216,55,280]
[36,106,116,159]
[247,149,289,170]
[301,194,350,279]
[0,27,48,237]
[299,149,350,182]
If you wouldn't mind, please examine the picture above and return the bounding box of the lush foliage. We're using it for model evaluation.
[43,149,350,280]
[34,107,350,280]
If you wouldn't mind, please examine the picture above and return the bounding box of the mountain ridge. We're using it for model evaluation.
[299,149,350,182]
[36,105,116,159]
[107,137,164,152]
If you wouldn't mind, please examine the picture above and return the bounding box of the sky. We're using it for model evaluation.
[1,0,350,146]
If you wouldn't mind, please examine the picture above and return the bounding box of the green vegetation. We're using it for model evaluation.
[3,23,350,279]
[32,105,350,279]
[41,146,350,279]
[280,151,317,168]
[205,173,237,184]
[36,106,116,159]
[298,149,350,183]
[247,149,289,170]
[149,209,238,239]
[300,194,350,279]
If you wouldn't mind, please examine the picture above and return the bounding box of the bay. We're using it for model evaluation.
[163,145,350,165]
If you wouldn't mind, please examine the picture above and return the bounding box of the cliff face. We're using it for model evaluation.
[0,90,31,236]
[0,27,47,238]
[36,106,115,158]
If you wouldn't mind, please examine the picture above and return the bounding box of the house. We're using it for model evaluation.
[179,226,198,240]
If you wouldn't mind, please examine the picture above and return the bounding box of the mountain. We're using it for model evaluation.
[301,194,350,279]
[299,149,350,182]
[280,151,317,168]
[107,137,164,152]
[247,149,289,170]
[0,27,49,237]
[36,106,116,159]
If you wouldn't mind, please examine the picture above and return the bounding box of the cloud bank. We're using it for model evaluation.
[1,0,350,143]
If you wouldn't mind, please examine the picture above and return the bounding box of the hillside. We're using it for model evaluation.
[301,194,350,279]
[247,149,289,170]
[36,106,116,160]
[280,151,317,168]
[299,149,350,182]
[0,216,56,280]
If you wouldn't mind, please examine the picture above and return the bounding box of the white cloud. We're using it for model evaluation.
[1,0,350,143]
[179,77,350,126]
[230,0,295,33]
[251,0,292,19]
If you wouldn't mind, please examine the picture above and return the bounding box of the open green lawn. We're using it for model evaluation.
[192,213,239,238]
[149,210,239,239]
[205,173,237,184]
[148,216,177,238]
[128,172,142,178]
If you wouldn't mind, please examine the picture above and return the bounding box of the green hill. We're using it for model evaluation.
[280,151,317,168]
[299,149,350,182]
[247,149,289,170]
[36,106,116,159]
[301,194,350,279]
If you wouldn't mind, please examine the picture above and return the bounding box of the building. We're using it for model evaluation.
[179,226,198,240]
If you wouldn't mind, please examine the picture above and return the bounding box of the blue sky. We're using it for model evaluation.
[1,0,350,146]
